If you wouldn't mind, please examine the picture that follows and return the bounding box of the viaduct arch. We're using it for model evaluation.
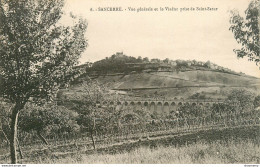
[104,98,223,113]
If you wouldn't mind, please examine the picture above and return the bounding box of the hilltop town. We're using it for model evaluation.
[76,52,246,76]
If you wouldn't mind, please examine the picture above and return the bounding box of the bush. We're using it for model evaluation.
[19,103,80,141]
[225,89,255,114]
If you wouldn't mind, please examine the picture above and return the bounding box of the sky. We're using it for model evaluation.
[62,0,260,77]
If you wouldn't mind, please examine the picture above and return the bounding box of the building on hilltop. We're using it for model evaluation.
[187,61,192,66]
[115,52,124,57]
[169,60,177,66]
[125,62,160,69]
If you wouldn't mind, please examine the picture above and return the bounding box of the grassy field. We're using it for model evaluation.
[1,126,259,164]
[36,139,260,164]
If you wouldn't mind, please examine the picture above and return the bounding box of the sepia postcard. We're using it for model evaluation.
[0,0,259,166]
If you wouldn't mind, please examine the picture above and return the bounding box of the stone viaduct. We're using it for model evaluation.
[99,98,224,114]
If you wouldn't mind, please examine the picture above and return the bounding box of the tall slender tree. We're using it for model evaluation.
[0,0,87,163]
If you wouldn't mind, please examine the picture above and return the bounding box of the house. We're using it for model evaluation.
[158,65,171,71]
[170,60,177,66]
[115,52,124,57]
[197,61,204,66]
[187,61,192,66]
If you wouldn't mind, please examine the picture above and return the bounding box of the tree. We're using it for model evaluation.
[0,0,87,163]
[151,58,161,63]
[19,103,80,145]
[178,103,204,118]
[229,0,260,65]
[253,95,260,108]
[67,79,109,150]
[163,58,170,64]
[226,89,255,114]
[204,61,212,68]
[142,57,149,63]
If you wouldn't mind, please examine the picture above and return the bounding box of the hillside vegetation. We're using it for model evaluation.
[73,52,260,99]
[78,52,250,75]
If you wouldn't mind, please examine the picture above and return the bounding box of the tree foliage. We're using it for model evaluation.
[229,0,260,65]
[74,79,108,131]
[226,89,255,113]
[0,0,87,103]
[19,103,79,143]
[253,95,260,108]
[67,79,111,149]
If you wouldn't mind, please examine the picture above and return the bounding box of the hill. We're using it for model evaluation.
[70,53,260,100]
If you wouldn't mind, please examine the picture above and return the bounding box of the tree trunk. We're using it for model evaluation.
[90,130,96,150]
[16,138,23,159]
[90,118,96,150]
[37,131,49,145]
[10,105,20,164]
